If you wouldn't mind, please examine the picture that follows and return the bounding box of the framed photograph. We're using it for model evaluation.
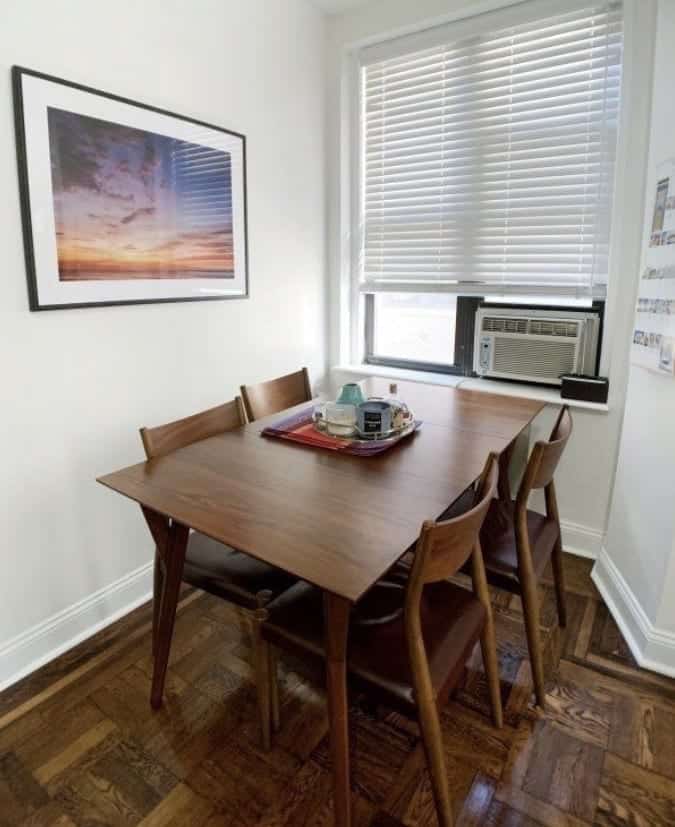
[13,66,248,310]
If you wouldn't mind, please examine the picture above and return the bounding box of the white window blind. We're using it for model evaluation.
[360,2,623,297]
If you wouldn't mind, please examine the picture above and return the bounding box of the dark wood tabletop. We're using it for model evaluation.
[98,378,543,602]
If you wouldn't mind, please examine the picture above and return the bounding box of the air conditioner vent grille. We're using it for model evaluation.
[493,338,577,379]
[528,320,579,337]
[482,316,579,338]
[482,317,528,334]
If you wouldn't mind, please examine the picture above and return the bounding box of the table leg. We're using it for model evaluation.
[145,514,189,709]
[323,591,352,827]
[141,507,169,660]
[152,551,163,657]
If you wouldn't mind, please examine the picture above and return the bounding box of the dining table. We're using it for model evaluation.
[97,376,545,826]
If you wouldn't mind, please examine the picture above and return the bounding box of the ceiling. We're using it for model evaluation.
[311,0,375,14]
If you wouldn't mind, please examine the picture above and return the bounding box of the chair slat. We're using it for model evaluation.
[531,406,572,489]
[140,397,246,459]
[240,367,312,422]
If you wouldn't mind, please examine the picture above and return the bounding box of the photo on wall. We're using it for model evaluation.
[13,66,248,310]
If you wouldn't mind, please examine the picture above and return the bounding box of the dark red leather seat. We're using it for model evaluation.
[442,476,560,581]
[183,533,298,610]
[480,499,560,580]
[262,577,485,713]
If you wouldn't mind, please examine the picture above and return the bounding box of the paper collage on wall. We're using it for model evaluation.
[632,157,675,377]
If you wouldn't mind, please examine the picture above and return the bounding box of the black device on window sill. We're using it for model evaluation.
[560,374,609,404]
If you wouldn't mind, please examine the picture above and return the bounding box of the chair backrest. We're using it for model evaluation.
[140,397,246,459]
[407,453,499,591]
[516,406,572,506]
[240,367,312,422]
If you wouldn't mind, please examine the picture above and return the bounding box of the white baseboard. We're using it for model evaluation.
[0,562,153,692]
[592,547,675,678]
[560,520,602,560]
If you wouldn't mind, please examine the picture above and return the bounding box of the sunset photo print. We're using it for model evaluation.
[14,66,248,309]
[48,108,234,281]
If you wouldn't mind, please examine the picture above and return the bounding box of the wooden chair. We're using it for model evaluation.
[140,398,297,746]
[240,367,312,422]
[258,454,502,827]
[479,405,573,707]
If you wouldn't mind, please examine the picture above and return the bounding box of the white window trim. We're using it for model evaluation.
[335,0,657,388]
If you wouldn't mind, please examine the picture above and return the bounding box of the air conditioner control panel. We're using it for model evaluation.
[478,336,491,373]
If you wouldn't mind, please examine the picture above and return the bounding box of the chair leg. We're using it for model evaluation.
[551,536,568,629]
[253,612,272,751]
[479,616,503,729]
[520,576,546,708]
[545,482,567,629]
[152,550,163,658]
[269,647,281,733]
[470,542,503,729]
[417,695,454,827]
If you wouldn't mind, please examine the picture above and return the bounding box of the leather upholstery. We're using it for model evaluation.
[479,498,560,579]
[262,578,485,713]
[183,531,297,610]
[442,489,559,581]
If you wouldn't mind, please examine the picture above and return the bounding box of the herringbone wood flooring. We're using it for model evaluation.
[1,554,674,826]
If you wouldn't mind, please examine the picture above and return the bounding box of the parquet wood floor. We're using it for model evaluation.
[1,555,674,826]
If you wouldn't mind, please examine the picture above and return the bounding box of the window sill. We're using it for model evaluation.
[332,364,610,413]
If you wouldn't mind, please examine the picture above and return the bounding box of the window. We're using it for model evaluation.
[370,293,458,365]
[354,0,623,373]
[364,294,480,374]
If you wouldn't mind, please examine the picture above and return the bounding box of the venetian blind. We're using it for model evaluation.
[360,2,623,297]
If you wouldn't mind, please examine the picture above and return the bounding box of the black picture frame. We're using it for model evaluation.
[13,65,249,311]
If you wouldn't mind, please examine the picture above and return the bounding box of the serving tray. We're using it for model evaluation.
[261,406,422,456]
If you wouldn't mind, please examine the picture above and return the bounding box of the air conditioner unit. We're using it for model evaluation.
[473,306,601,386]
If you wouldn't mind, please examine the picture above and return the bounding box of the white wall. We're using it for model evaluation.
[596,0,675,675]
[0,0,327,687]
[326,0,656,560]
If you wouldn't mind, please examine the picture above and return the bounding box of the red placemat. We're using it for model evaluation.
[261,406,422,456]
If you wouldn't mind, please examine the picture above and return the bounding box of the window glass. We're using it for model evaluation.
[372,293,457,366]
